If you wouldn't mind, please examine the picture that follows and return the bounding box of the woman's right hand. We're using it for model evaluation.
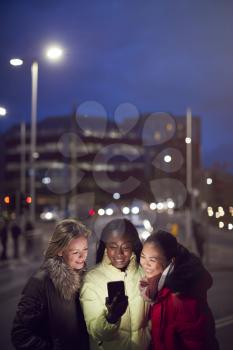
[105,293,128,323]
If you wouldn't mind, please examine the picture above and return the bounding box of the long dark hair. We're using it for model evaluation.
[145,230,205,294]
[96,218,142,263]
[145,230,178,262]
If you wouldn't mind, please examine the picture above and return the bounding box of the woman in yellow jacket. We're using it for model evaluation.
[80,218,151,350]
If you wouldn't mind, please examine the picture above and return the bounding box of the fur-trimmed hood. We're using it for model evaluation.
[42,257,84,300]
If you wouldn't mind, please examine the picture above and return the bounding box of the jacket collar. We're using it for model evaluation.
[42,257,83,301]
[158,262,174,291]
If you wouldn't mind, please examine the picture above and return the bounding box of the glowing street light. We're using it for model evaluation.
[46,46,63,60]
[42,177,51,185]
[167,199,175,209]
[106,208,113,216]
[0,106,7,116]
[113,192,120,200]
[122,207,130,215]
[157,202,164,210]
[207,207,214,217]
[219,221,224,229]
[164,155,172,163]
[150,202,157,210]
[10,58,23,66]
[98,208,105,216]
[131,206,140,214]
[206,178,213,185]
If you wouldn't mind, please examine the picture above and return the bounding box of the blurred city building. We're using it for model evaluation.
[1,113,202,220]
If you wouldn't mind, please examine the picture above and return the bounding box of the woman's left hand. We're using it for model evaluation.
[105,293,128,323]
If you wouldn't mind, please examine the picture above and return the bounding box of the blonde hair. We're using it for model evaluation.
[44,219,90,260]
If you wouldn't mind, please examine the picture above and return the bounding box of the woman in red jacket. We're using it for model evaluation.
[140,230,219,350]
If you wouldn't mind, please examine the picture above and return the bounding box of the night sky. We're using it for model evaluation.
[0,0,233,170]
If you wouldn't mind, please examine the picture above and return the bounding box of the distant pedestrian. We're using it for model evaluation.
[10,220,22,259]
[0,218,9,260]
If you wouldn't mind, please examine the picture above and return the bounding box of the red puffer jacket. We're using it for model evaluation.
[150,287,219,350]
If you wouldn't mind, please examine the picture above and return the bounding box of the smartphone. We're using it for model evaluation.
[107,281,126,304]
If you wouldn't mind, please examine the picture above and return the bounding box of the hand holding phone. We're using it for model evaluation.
[105,281,128,323]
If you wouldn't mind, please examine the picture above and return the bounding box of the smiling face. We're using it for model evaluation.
[106,230,133,270]
[140,242,167,278]
[60,235,88,270]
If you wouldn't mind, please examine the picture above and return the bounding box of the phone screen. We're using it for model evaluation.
[107,281,125,303]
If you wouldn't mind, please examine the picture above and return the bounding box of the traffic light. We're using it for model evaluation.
[4,195,11,204]
[2,194,32,212]
[88,208,96,216]
[2,195,15,212]
[25,196,32,204]
[20,194,32,209]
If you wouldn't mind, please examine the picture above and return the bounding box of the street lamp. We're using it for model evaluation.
[9,58,23,66]
[164,155,172,163]
[10,45,63,223]
[0,106,7,117]
[186,108,193,247]
[46,46,63,60]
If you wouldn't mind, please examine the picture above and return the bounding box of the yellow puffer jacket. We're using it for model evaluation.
[80,251,151,350]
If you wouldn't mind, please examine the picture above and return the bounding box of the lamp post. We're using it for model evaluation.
[185,108,193,247]
[29,61,38,223]
[0,107,7,216]
[10,46,63,223]
[20,122,26,194]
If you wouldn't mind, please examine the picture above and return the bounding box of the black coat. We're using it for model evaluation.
[11,258,89,350]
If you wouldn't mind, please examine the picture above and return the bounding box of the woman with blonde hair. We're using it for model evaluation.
[12,219,90,350]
